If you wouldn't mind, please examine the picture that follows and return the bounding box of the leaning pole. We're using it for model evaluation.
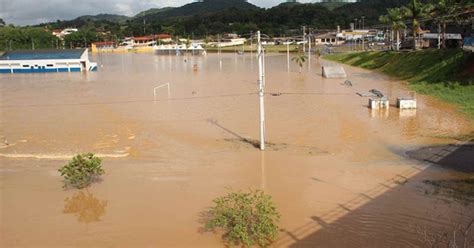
[257,31,266,151]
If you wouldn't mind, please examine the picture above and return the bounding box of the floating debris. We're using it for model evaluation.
[369,89,385,98]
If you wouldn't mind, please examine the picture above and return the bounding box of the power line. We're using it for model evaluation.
[0,92,353,109]
[0,93,257,108]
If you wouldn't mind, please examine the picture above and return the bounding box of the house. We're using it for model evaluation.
[315,33,339,45]
[0,49,97,73]
[52,28,78,39]
[121,34,173,48]
[421,33,463,48]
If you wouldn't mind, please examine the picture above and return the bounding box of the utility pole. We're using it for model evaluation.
[308,33,311,67]
[250,31,253,56]
[287,40,290,71]
[302,26,306,53]
[257,31,266,151]
[437,23,441,49]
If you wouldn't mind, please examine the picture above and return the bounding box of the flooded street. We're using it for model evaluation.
[1,53,473,247]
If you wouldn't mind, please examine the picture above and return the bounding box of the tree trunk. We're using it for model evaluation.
[396,30,400,51]
[442,21,446,49]
[413,21,417,50]
[390,30,394,50]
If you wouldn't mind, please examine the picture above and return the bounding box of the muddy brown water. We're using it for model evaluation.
[1,53,473,247]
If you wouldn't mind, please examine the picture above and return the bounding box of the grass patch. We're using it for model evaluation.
[423,179,474,205]
[324,50,474,119]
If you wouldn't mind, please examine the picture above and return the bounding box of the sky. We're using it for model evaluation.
[0,0,317,26]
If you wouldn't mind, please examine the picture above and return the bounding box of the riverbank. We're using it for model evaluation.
[324,49,474,119]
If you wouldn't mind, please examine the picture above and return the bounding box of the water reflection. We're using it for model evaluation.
[399,109,417,118]
[63,191,107,223]
[369,108,389,119]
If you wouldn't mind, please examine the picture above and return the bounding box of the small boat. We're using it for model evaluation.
[0,49,97,74]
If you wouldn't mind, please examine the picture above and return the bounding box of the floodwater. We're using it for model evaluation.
[1,53,473,247]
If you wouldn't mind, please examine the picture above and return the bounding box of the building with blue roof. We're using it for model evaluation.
[0,49,97,74]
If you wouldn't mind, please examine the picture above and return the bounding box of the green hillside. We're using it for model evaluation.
[75,14,130,23]
[139,0,260,21]
[134,7,175,18]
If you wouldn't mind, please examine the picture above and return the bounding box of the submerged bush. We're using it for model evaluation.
[59,153,104,189]
[205,190,280,247]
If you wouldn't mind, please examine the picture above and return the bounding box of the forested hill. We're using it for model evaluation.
[75,14,130,23]
[26,0,416,37]
[134,8,175,18]
[138,0,260,21]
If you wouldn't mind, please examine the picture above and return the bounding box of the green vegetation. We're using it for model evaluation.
[404,0,434,50]
[63,29,103,49]
[58,153,104,189]
[0,26,60,50]
[134,7,175,18]
[205,189,280,247]
[17,0,417,41]
[378,0,471,51]
[324,50,474,118]
[292,54,308,73]
[424,179,474,204]
[379,8,409,51]
[2,0,472,49]
[75,14,130,23]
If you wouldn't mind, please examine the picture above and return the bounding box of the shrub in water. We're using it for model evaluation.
[59,153,104,189]
[205,190,280,247]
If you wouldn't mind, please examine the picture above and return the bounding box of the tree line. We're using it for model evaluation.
[0,0,472,51]
[379,0,472,50]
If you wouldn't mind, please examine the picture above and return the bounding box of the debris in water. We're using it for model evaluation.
[369,89,385,98]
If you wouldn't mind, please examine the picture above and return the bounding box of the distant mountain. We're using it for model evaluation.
[138,0,260,21]
[134,7,175,18]
[75,14,130,23]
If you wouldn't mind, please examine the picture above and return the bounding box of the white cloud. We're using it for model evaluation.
[0,0,317,26]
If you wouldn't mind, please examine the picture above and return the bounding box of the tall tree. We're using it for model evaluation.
[292,54,307,73]
[433,0,463,48]
[404,0,434,50]
[379,8,408,51]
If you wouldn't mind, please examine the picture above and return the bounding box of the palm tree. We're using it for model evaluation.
[292,55,308,73]
[379,8,408,51]
[403,0,434,50]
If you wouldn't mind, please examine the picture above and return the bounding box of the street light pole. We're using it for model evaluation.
[257,31,266,151]
[287,41,290,71]
[302,26,306,53]
[308,33,311,68]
